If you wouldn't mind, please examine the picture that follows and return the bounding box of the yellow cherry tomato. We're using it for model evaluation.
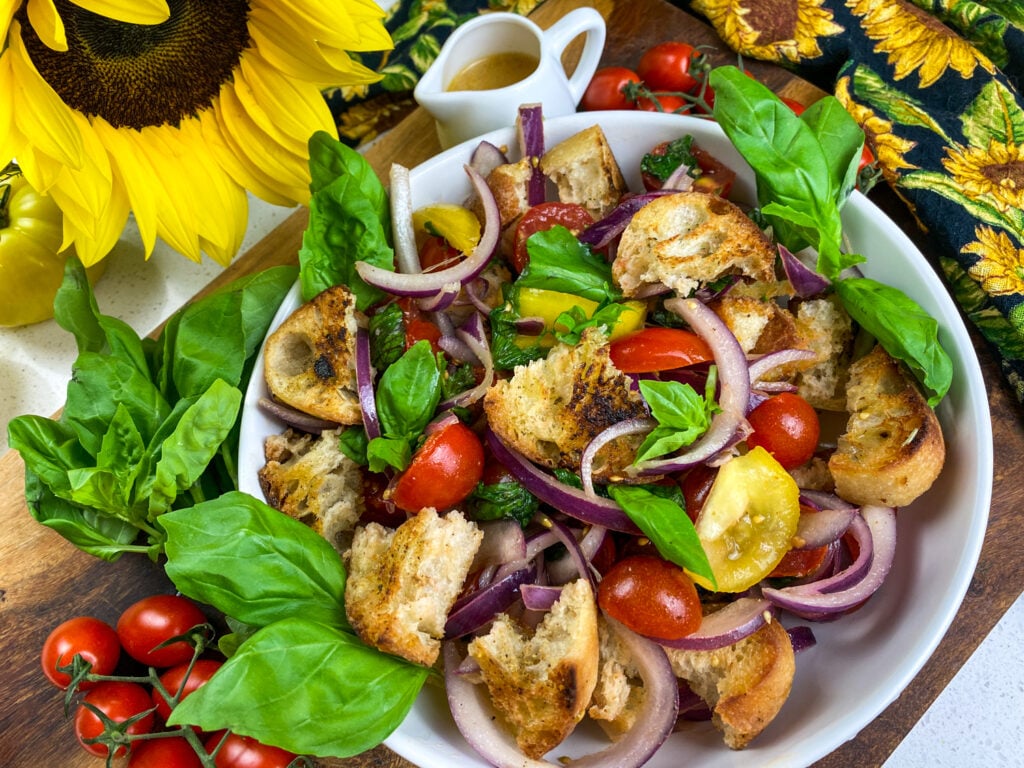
[0,163,105,327]
[412,204,481,255]
[689,446,801,592]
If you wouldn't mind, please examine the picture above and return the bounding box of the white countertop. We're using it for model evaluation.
[0,192,1019,767]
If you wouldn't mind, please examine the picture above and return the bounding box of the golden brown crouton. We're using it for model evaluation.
[468,579,600,759]
[345,509,482,667]
[263,285,363,425]
[829,344,945,507]
[792,296,855,411]
[613,192,776,298]
[539,125,628,219]
[258,427,363,553]
[588,615,646,740]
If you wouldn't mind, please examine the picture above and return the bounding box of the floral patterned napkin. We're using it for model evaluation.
[328,0,1024,405]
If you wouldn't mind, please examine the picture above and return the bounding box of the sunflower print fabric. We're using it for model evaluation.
[672,0,1024,404]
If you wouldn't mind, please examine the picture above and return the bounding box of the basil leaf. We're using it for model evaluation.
[299,131,393,309]
[640,134,697,182]
[162,491,348,630]
[368,302,406,371]
[375,340,441,440]
[835,277,953,405]
[338,426,369,466]
[167,618,429,757]
[367,435,411,474]
[609,484,716,588]
[634,375,718,463]
[552,302,628,346]
[517,226,622,303]
[467,480,539,527]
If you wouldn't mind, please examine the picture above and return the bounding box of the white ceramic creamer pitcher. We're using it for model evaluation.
[413,8,606,149]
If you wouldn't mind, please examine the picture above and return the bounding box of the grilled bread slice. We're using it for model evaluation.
[539,124,628,219]
[613,191,776,298]
[263,284,363,425]
[829,344,945,507]
[467,578,600,759]
[344,508,482,667]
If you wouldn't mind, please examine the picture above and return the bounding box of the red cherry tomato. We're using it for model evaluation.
[609,327,713,373]
[690,146,736,197]
[206,732,298,768]
[74,681,155,757]
[418,234,461,270]
[397,297,442,353]
[637,94,692,114]
[781,96,806,114]
[391,421,485,512]
[745,392,821,469]
[511,202,595,273]
[117,594,208,668]
[581,66,641,111]
[359,470,408,527]
[128,737,204,768]
[41,616,120,690]
[637,42,705,93]
[680,464,718,523]
[597,554,702,640]
[152,658,224,723]
[769,544,829,578]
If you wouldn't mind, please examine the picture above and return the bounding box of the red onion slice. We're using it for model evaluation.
[355,326,380,440]
[541,515,597,591]
[356,164,499,297]
[439,313,495,410]
[580,417,655,497]
[578,191,675,250]
[795,506,858,549]
[631,297,750,475]
[520,583,563,611]
[486,430,642,534]
[471,520,528,571]
[389,163,420,275]
[747,348,817,388]
[799,489,857,512]
[655,597,774,651]
[762,505,896,615]
[779,244,830,297]
[786,625,817,653]
[470,140,508,178]
[547,524,607,586]
[662,163,696,192]
[445,566,534,639]
[517,104,546,206]
[257,397,339,434]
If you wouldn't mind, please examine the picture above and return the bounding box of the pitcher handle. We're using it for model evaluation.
[542,7,607,104]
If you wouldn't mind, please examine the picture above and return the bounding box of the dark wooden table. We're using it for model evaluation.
[1,1,1018,766]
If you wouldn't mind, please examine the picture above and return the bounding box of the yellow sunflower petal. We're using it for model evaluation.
[0,49,13,154]
[60,180,130,267]
[26,0,67,52]
[254,0,390,55]
[237,54,334,147]
[1,0,19,45]
[6,21,84,173]
[248,7,361,84]
[70,0,169,25]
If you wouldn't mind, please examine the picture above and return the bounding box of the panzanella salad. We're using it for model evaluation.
[163,67,949,765]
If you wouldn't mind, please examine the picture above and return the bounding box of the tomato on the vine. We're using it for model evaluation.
[41,616,120,690]
[206,732,298,768]
[637,94,691,114]
[128,737,204,768]
[117,594,208,668]
[597,554,702,640]
[581,66,641,111]
[609,327,713,373]
[636,42,705,93]
[512,202,594,272]
[745,392,821,470]
[391,421,485,512]
[152,658,224,722]
[74,681,156,757]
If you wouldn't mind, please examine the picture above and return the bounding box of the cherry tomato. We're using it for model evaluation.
[396,297,442,352]
[609,327,713,373]
[690,146,736,197]
[581,66,641,111]
[418,234,461,270]
[637,42,704,93]
[637,94,692,114]
[391,421,485,512]
[745,392,821,470]
[511,202,594,273]
[41,616,120,690]
[680,464,718,523]
[206,732,298,768]
[359,470,408,527]
[128,737,204,768]
[117,595,208,668]
[152,658,224,723]
[597,554,702,640]
[590,533,618,576]
[781,96,806,114]
[769,544,829,578]
[74,681,155,757]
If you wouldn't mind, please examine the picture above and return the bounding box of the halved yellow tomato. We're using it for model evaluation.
[514,287,646,347]
[412,204,480,255]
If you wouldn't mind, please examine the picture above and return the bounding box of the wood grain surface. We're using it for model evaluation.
[1,1,1017,767]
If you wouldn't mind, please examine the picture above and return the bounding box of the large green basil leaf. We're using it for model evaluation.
[375,340,441,441]
[167,618,429,757]
[162,492,348,630]
[517,226,622,303]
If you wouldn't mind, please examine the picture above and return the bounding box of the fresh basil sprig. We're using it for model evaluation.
[710,66,952,405]
[516,226,622,303]
[634,369,719,463]
[162,493,429,758]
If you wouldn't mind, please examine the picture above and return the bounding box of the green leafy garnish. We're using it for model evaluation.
[552,302,629,345]
[466,480,539,527]
[634,369,719,463]
[516,226,622,304]
[640,134,698,182]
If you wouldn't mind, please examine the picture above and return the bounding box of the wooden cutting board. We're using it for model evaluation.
[1,1,1020,767]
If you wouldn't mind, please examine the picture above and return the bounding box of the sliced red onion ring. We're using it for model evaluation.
[762,505,896,615]
[541,515,597,591]
[438,334,481,365]
[389,163,420,275]
[547,524,607,586]
[517,104,546,206]
[486,430,642,534]
[631,297,751,475]
[786,625,817,653]
[440,313,495,410]
[655,597,774,651]
[520,583,563,611]
[445,566,534,639]
[580,417,655,497]
[795,506,858,549]
[799,489,857,512]
[779,244,830,298]
[470,140,508,178]
[514,315,546,336]
[257,397,339,434]
[662,163,696,191]
[747,348,817,388]
[355,326,380,440]
[356,164,498,297]
[443,614,678,768]
[578,191,675,250]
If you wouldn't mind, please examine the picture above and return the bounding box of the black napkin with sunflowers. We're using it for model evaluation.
[327,0,1024,406]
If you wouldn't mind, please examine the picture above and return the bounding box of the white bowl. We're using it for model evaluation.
[238,111,993,767]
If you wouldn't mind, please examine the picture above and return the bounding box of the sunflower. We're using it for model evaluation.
[962,225,1024,297]
[0,0,392,266]
[691,0,843,64]
[848,0,995,89]
[943,139,1024,213]
[834,75,917,182]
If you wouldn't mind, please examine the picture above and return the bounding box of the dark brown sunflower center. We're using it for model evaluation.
[20,0,251,130]
[983,160,1024,189]
[742,0,798,44]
